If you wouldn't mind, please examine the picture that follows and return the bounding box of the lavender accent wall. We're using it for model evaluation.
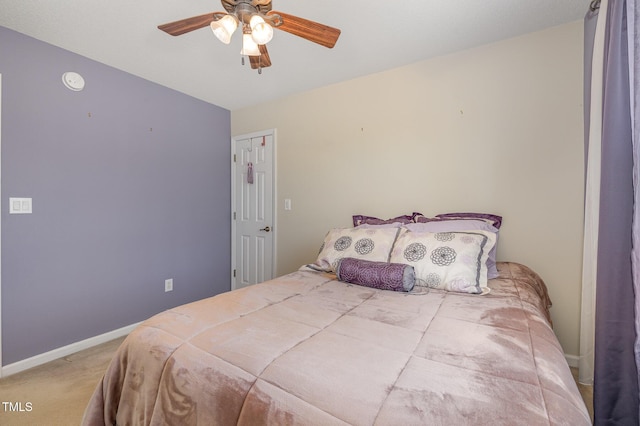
[0,26,231,365]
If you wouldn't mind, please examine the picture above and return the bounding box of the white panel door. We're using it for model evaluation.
[232,131,274,289]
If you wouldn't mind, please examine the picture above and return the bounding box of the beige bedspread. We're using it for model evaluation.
[82,262,590,425]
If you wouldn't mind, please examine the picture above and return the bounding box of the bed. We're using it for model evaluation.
[82,215,590,425]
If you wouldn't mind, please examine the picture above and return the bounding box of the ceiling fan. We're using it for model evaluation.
[158,0,341,73]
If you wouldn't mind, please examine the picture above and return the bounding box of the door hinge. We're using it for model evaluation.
[233,212,236,220]
[233,269,236,278]
[233,154,236,162]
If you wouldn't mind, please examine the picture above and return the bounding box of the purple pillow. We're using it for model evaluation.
[336,258,415,292]
[352,212,422,227]
[355,223,404,229]
[434,212,502,229]
[404,219,497,233]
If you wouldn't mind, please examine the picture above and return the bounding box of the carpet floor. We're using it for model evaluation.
[0,337,125,426]
[1,337,594,425]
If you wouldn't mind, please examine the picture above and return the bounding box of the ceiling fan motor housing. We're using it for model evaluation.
[223,0,272,22]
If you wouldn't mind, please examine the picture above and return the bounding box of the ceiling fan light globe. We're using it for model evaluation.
[210,14,238,44]
[250,15,273,44]
[241,33,261,56]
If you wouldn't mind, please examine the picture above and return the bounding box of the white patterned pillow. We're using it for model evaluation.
[310,227,401,272]
[389,229,496,294]
[403,219,500,279]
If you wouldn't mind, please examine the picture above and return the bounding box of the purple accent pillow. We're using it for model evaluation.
[434,212,503,229]
[352,212,422,227]
[356,223,404,229]
[336,258,415,292]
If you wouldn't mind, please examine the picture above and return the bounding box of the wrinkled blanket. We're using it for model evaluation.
[82,262,589,425]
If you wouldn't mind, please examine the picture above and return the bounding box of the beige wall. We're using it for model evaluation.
[232,21,584,358]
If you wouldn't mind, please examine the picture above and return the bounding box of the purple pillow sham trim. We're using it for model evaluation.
[434,212,502,229]
[353,212,502,229]
[352,212,422,227]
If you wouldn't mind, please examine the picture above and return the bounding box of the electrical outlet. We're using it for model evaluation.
[9,197,33,214]
[164,278,173,292]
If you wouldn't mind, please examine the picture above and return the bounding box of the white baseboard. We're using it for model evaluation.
[0,322,141,378]
[565,353,579,368]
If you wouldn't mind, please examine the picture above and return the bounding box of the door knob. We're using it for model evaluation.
[260,226,271,232]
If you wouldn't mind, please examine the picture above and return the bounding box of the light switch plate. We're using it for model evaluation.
[9,198,32,214]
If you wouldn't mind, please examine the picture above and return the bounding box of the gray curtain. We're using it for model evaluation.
[586,0,640,423]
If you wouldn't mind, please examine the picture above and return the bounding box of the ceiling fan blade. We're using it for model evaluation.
[158,12,225,36]
[268,11,341,48]
[250,44,272,69]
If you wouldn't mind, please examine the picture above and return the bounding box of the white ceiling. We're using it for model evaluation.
[0,0,589,111]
